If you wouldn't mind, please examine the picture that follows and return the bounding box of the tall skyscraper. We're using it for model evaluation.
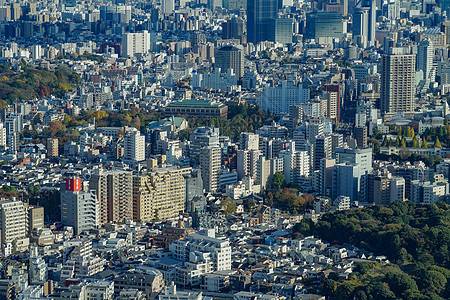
[215,45,244,79]
[305,12,343,40]
[89,170,133,224]
[61,177,99,235]
[352,7,370,47]
[417,39,435,92]
[380,48,416,114]
[200,146,221,193]
[247,0,278,44]
[162,0,174,14]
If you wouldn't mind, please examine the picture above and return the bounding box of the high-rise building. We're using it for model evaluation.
[335,147,373,174]
[222,17,245,39]
[323,90,339,122]
[89,170,133,224]
[353,126,368,148]
[27,205,44,233]
[0,6,11,22]
[247,0,278,44]
[11,3,21,21]
[313,135,332,171]
[5,113,22,135]
[368,172,405,205]
[239,133,259,151]
[47,138,58,157]
[279,142,310,186]
[124,129,146,163]
[122,31,152,57]
[380,48,416,114]
[260,79,310,115]
[189,127,220,165]
[61,177,99,235]
[256,156,271,189]
[352,1,376,47]
[162,0,174,14]
[29,246,48,285]
[133,166,191,222]
[0,199,28,255]
[416,39,435,92]
[268,18,293,44]
[200,146,221,193]
[305,12,343,40]
[353,8,370,47]
[332,163,362,203]
[237,149,261,180]
[0,123,6,147]
[215,46,244,79]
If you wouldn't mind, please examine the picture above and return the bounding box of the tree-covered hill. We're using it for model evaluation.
[0,63,80,103]
[294,201,450,299]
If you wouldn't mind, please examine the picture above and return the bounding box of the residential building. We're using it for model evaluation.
[200,146,221,193]
[46,138,58,157]
[61,177,99,235]
[189,127,220,165]
[122,31,152,57]
[89,169,133,224]
[133,166,191,222]
[124,129,146,163]
[0,199,28,255]
[380,48,416,114]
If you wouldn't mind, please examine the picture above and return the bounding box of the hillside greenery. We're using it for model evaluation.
[294,201,450,299]
[0,63,80,103]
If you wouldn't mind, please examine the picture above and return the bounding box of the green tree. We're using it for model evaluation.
[395,137,401,147]
[271,172,285,189]
[221,197,237,216]
[320,279,337,296]
[383,272,418,297]
[422,137,429,148]
[2,185,18,195]
[417,270,447,294]
[412,136,419,148]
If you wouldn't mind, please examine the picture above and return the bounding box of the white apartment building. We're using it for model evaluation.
[169,232,232,272]
[260,80,310,115]
[0,123,6,147]
[122,31,151,57]
[124,129,146,163]
[279,142,310,186]
[0,199,28,255]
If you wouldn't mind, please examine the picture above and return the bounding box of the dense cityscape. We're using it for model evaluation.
[0,0,448,299]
